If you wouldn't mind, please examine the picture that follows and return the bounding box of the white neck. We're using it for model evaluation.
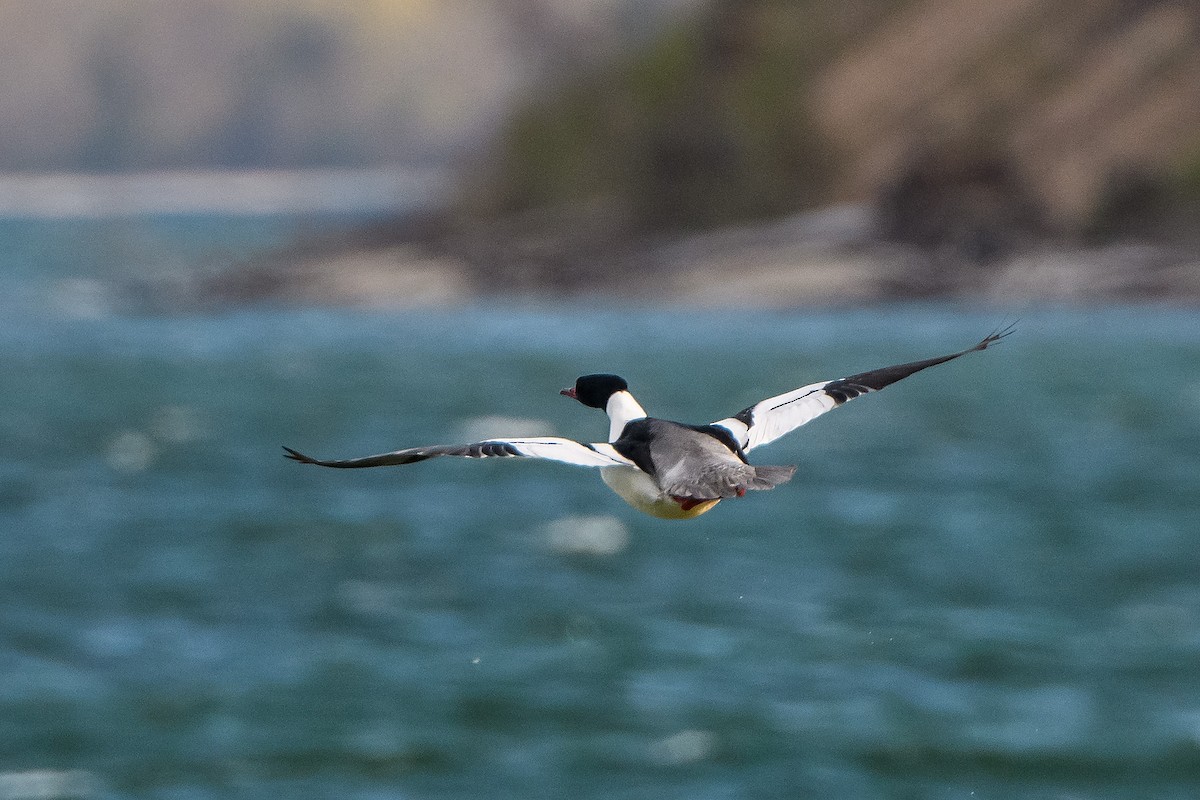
[606,390,647,442]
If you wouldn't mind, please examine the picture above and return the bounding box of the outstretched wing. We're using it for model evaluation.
[283,437,634,469]
[712,326,1013,453]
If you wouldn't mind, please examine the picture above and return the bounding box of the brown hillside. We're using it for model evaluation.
[476,0,1200,238]
[812,0,1200,228]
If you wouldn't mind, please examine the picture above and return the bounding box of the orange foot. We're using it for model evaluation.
[672,496,705,511]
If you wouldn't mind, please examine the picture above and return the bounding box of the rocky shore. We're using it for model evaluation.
[203,203,1200,309]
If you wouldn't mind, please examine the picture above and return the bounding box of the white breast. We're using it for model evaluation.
[600,466,720,520]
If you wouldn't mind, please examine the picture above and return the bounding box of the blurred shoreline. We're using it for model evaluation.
[4,169,1198,311]
[203,202,1200,310]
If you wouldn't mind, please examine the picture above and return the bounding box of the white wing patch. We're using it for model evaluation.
[713,380,840,453]
[499,438,635,468]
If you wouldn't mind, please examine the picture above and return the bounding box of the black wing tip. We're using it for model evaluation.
[282,445,320,465]
[974,321,1017,352]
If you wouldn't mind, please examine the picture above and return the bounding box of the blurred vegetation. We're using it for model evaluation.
[1085,138,1200,245]
[464,0,1200,245]
[466,0,892,232]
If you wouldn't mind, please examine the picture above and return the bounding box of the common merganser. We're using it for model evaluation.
[284,327,1011,519]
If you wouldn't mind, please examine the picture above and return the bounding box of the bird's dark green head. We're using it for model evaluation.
[561,374,629,410]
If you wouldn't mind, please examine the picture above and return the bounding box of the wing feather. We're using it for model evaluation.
[283,438,633,469]
[713,326,1013,453]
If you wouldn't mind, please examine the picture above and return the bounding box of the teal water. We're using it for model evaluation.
[2,218,1200,799]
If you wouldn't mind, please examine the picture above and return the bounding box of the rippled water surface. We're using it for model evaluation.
[2,218,1200,799]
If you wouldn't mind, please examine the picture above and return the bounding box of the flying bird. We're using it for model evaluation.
[284,327,1011,519]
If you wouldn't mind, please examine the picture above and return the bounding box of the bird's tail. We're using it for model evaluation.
[746,464,796,490]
